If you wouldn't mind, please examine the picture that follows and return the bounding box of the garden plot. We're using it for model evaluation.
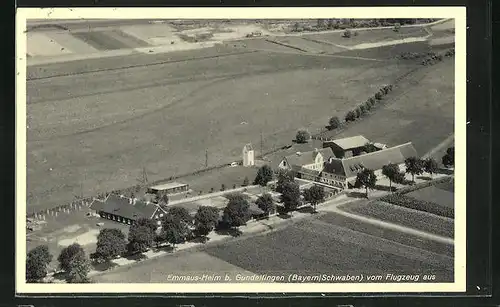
[407,185,454,210]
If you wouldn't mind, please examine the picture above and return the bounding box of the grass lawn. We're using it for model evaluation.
[27,45,416,212]
[203,212,453,281]
[340,200,454,238]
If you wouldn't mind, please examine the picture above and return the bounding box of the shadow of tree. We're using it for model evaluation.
[374,185,397,192]
[416,176,432,181]
[215,227,242,237]
[346,191,368,198]
[125,252,148,261]
[91,260,118,272]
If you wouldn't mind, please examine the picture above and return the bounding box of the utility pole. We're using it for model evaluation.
[260,131,264,158]
[205,150,208,168]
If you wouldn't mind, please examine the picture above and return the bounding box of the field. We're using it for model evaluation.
[340,200,454,238]
[93,211,453,283]
[27,42,429,212]
[407,184,455,210]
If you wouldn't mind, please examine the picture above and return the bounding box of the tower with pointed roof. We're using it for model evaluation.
[242,143,255,167]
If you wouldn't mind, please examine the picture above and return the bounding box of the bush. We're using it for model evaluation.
[328,116,341,130]
[368,97,376,105]
[393,23,401,32]
[345,110,356,122]
[365,100,372,110]
[295,129,310,143]
[354,108,361,118]
[375,92,383,100]
[359,104,367,115]
[353,31,358,36]
[380,193,454,218]
[342,29,352,38]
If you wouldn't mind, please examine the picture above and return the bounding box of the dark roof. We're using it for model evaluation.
[323,142,418,178]
[297,167,321,177]
[283,147,334,167]
[90,194,159,220]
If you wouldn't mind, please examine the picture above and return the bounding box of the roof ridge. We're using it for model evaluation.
[342,142,413,161]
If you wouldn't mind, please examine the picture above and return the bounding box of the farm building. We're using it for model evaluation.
[278,147,335,172]
[276,142,417,191]
[322,135,371,158]
[242,143,255,167]
[90,194,167,226]
[147,182,189,195]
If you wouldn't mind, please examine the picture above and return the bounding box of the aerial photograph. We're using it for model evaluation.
[24,16,456,286]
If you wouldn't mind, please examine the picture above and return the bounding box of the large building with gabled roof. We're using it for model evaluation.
[323,135,371,158]
[90,194,167,226]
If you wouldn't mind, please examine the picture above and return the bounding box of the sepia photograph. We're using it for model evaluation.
[16,7,466,293]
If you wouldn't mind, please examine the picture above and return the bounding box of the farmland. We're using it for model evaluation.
[27,42,426,212]
[93,211,454,283]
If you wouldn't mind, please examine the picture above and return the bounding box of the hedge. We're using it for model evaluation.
[380,193,454,219]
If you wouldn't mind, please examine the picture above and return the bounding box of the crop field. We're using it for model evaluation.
[339,200,454,238]
[91,211,453,283]
[27,42,426,212]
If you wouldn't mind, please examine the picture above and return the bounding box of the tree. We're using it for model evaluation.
[355,168,377,198]
[58,243,90,283]
[280,180,301,213]
[160,214,191,248]
[222,193,250,228]
[424,157,439,178]
[364,143,379,153]
[26,245,53,282]
[328,116,341,130]
[295,129,310,144]
[255,193,276,216]
[369,97,376,105]
[242,176,249,187]
[442,146,455,168]
[221,184,226,191]
[354,108,361,118]
[275,170,294,193]
[167,206,193,230]
[127,220,156,254]
[342,29,352,38]
[93,228,127,262]
[359,104,367,115]
[404,157,425,183]
[135,217,158,232]
[317,19,325,28]
[365,100,372,110]
[345,110,356,122]
[194,206,220,239]
[254,165,274,186]
[375,92,383,100]
[303,185,325,212]
[382,163,400,191]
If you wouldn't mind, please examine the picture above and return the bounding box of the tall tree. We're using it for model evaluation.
[222,193,250,228]
[404,157,424,183]
[242,176,249,187]
[159,214,191,248]
[93,228,127,263]
[127,220,156,254]
[194,206,220,240]
[355,168,377,198]
[254,165,274,186]
[295,129,310,144]
[424,157,439,178]
[382,163,400,191]
[57,243,90,283]
[328,116,341,130]
[276,170,295,193]
[442,146,455,168]
[303,185,325,212]
[255,193,276,216]
[280,180,301,213]
[26,245,53,282]
[168,206,193,226]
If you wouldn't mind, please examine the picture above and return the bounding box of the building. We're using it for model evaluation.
[242,143,255,167]
[147,182,189,195]
[323,135,371,158]
[321,142,418,188]
[280,142,417,192]
[90,194,167,226]
[278,147,335,173]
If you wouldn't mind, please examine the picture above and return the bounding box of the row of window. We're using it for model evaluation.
[100,213,133,225]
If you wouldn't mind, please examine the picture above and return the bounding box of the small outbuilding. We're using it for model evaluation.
[147,182,189,195]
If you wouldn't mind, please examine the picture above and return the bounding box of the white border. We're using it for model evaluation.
[16,7,466,294]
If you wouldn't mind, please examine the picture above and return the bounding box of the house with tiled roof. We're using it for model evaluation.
[278,147,335,173]
[90,194,167,227]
